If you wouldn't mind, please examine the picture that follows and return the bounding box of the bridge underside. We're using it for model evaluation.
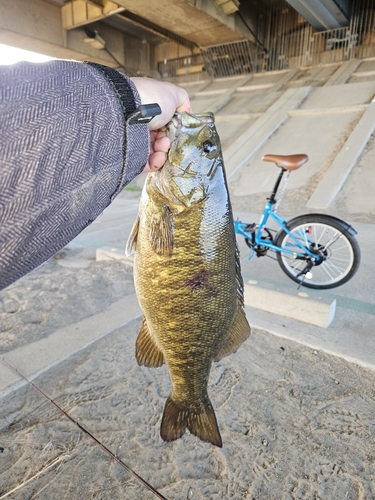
[286,0,350,30]
[0,0,374,80]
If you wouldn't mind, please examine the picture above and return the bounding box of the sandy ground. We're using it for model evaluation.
[0,259,375,500]
[0,255,135,354]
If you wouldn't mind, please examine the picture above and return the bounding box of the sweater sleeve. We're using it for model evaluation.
[0,60,149,290]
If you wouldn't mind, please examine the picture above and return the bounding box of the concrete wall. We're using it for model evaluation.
[0,0,64,47]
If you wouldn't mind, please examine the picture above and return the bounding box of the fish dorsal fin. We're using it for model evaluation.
[214,305,250,362]
[125,216,140,256]
[136,316,165,367]
[149,205,174,256]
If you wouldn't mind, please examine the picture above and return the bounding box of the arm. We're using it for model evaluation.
[0,60,190,290]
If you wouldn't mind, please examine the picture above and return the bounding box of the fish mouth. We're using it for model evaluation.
[170,112,215,131]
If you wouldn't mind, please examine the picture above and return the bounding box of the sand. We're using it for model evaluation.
[0,257,375,500]
[0,254,135,354]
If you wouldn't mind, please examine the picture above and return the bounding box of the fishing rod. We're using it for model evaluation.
[2,358,168,500]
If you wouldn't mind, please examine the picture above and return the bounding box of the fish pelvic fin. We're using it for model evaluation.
[149,205,174,256]
[214,305,250,362]
[125,216,140,256]
[136,316,165,367]
[160,396,222,448]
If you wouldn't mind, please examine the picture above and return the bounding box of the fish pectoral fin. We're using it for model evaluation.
[160,396,222,448]
[214,306,251,362]
[125,216,140,255]
[136,316,165,367]
[149,205,174,256]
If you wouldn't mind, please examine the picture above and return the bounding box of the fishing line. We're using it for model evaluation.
[2,358,168,500]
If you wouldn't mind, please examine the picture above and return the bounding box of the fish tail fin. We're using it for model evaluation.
[160,396,222,448]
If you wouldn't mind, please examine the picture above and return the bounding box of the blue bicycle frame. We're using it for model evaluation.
[234,199,319,260]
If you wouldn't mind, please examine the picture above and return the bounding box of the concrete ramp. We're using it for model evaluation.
[184,57,375,221]
[223,86,311,178]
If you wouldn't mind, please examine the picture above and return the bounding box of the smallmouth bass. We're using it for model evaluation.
[127,112,250,447]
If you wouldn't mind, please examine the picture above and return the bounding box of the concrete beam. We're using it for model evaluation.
[244,280,336,328]
[62,0,125,30]
[307,101,375,209]
[114,0,245,46]
[285,0,349,30]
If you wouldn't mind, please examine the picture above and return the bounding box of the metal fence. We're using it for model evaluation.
[257,0,375,70]
[156,53,204,79]
[309,26,358,65]
[200,40,254,78]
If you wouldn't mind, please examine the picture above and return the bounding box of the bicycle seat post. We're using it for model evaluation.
[268,166,285,205]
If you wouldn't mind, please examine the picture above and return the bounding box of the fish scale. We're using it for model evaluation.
[127,112,250,447]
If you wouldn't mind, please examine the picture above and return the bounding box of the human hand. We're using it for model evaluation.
[130,77,191,171]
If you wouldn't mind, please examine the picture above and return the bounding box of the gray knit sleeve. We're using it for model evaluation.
[0,60,149,290]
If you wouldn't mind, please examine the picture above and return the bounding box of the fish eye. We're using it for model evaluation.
[203,140,215,154]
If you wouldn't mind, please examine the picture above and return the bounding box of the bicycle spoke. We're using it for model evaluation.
[321,231,341,251]
[321,258,347,275]
[277,219,358,288]
[319,262,341,280]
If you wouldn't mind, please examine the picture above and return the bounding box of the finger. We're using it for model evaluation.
[148,151,168,170]
[153,135,170,154]
[155,129,167,139]
[176,97,192,114]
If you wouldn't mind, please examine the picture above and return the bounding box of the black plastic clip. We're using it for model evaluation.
[128,103,162,124]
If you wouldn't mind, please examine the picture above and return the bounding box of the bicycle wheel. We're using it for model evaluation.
[275,214,361,289]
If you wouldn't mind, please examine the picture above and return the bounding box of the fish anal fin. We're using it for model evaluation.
[136,317,165,367]
[214,306,250,362]
[149,205,174,256]
[160,396,222,448]
[125,216,140,256]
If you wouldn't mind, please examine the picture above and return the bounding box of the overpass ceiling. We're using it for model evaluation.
[110,0,245,46]
[285,0,350,30]
[42,0,246,47]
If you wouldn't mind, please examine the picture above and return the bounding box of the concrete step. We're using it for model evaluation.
[0,294,142,397]
[224,86,312,178]
[325,59,361,86]
[307,101,375,209]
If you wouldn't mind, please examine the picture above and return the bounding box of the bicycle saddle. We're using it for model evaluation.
[262,154,308,170]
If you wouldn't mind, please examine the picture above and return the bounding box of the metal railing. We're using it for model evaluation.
[309,27,358,65]
[257,0,375,70]
[156,40,254,79]
[200,40,254,78]
[157,54,205,79]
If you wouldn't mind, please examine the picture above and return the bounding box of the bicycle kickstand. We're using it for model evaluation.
[296,261,314,290]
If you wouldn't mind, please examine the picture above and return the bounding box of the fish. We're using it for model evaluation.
[126,112,250,447]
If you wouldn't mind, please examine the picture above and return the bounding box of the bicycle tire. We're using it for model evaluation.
[275,214,361,289]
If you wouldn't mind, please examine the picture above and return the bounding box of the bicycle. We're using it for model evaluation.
[234,154,361,290]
